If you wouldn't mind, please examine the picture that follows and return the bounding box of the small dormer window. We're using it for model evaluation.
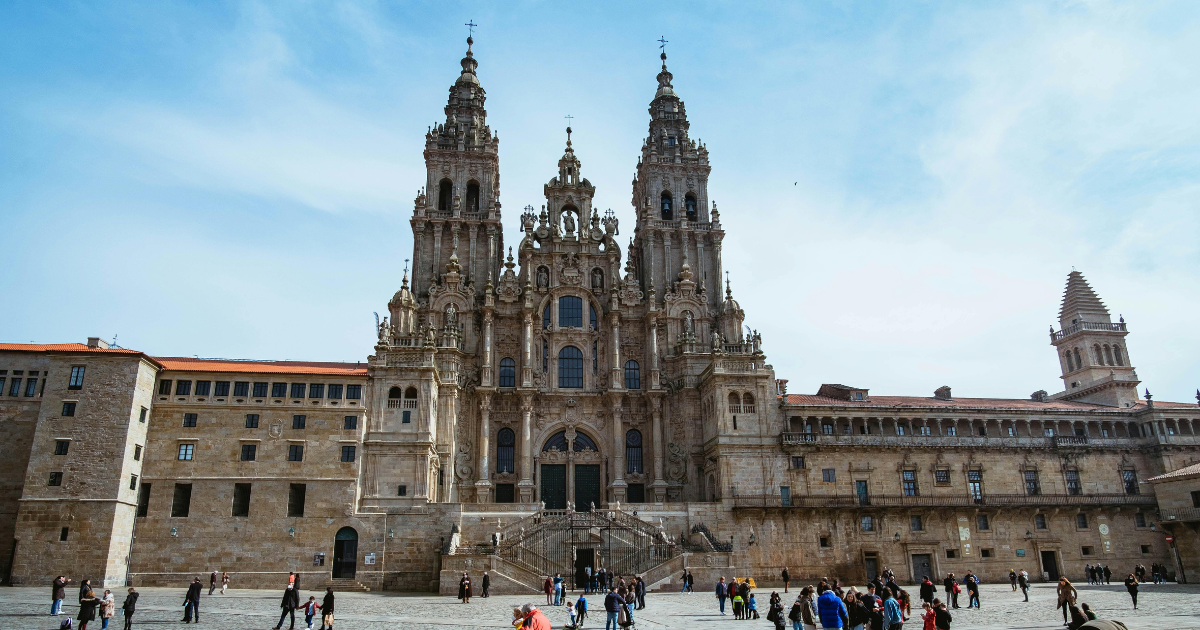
[668,137,677,146]
[853,392,864,401]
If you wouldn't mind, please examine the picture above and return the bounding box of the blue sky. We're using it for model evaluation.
[2,1,1198,402]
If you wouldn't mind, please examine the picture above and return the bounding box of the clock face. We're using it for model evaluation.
[1099,524,1110,536]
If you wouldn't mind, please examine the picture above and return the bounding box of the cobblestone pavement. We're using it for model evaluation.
[2,582,1198,629]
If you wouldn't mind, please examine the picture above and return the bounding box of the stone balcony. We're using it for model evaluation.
[1051,320,1127,341]
[776,432,1193,449]
[733,492,1157,510]
[1159,507,1200,523]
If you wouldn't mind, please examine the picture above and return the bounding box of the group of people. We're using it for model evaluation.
[713,576,761,619]
[581,566,623,595]
[1133,563,1169,584]
[273,573,336,630]
[53,577,139,630]
[1084,564,1113,585]
[1055,577,1103,629]
[458,571,491,603]
[783,576,950,630]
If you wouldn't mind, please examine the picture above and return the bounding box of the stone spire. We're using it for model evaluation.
[1058,270,1111,325]
[1049,270,1138,407]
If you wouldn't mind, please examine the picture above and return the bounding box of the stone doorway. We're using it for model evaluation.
[333,527,358,579]
[574,465,601,511]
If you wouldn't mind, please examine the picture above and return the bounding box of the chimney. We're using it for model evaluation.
[86,337,110,349]
[934,386,952,401]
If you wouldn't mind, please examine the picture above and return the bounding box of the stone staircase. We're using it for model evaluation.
[323,577,371,592]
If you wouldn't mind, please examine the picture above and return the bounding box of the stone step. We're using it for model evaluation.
[324,578,371,592]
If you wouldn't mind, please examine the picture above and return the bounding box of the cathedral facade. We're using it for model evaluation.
[1,39,1198,593]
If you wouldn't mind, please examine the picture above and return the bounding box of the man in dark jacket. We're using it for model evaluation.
[209,571,218,595]
[1017,571,1030,601]
[52,575,71,615]
[919,577,936,604]
[319,587,334,630]
[121,588,138,630]
[481,572,490,597]
[604,586,623,630]
[635,576,646,609]
[1103,565,1112,584]
[183,577,202,622]
[275,584,300,630]
[964,571,980,608]
[781,567,790,593]
[943,573,958,608]
[79,578,92,603]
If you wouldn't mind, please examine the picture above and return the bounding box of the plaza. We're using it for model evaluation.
[2,582,1198,630]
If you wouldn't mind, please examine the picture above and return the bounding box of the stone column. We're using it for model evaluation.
[468,224,478,283]
[482,311,494,387]
[521,312,533,387]
[609,395,627,503]
[609,312,622,389]
[519,393,535,503]
[648,316,660,390]
[487,227,497,285]
[650,395,667,502]
[432,221,443,279]
[412,221,426,292]
[476,393,493,503]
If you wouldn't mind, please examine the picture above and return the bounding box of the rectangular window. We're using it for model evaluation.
[60,527,69,541]
[627,483,646,503]
[1135,512,1147,528]
[861,516,874,532]
[896,425,906,436]
[946,426,957,436]
[61,402,76,417]
[981,548,993,558]
[292,415,306,429]
[24,378,37,397]
[245,414,259,428]
[946,549,957,559]
[1081,546,1093,556]
[919,425,931,436]
[158,380,172,395]
[977,514,990,530]
[911,515,923,531]
[1141,544,1152,554]
[253,382,269,398]
[1006,427,1015,437]
[288,444,304,461]
[344,416,357,430]
[346,385,362,400]
[822,423,834,435]
[1024,470,1040,496]
[558,296,583,327]
[171,483,192,517]
[1122,469,1139,495]
[1065,470,1082,495]
[177,443,194,460]
[1035,514,1047,529]
[780,485,791,506]
[902,470,919,496]
[68,366,85,389]
[1044,427,1055,437]
[935,469,950,483]
[341,445,356,462]
[240,444,257,461]
[402,410,411,424]
[287,483,306,517]
[397,484,407,497]
[328,384,343,399]
[309,383,324,398]
[1076,513,1089,529]
[856,480,870,505]
[136,483,151,517]
[0,377,4,394]
[134,445,142,461]
[272,383,288,398]
[1192,490,1200,508]
[822,468,835,483]
[175,380,192,396]
[495,483,514,503]
[195,381,211,396]
[819,537,830,547]
[968,470,983,501]
[139,407,147,423]
[290,383,306,399]
[182,413,197,427]
[214,381,230,396]
[232,483,251,517]
[129,474,138,490]
[48,471,63,486]
[8,378,21,397]
[234,381,249,397]
[791,456,805,470]
[54,440,70,455]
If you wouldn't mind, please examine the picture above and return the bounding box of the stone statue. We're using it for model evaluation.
[563,210,576,235]
[445,303,457,325]
[711,330,723,353]
[683,311,695,335]
[537,266,549,289]
[378,316,389,341]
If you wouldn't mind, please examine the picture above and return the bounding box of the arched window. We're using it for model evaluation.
[404,387,418,399]
[743,392,755,412]
[1073,347,1082,368]
[497,428,515,473]
[543,304,551,329]
[499,358,516,388]
[626,430,643,474]
[558,346,584,388]
[438,179,453,212]
[1113,345,1124,366]
[466,180,480,213]
[1104,345,1114,366]
[1065,352,1074,372]
[542,430,569,451]
[388,386,402,399]
[573,432,598,451]
[625,360,641,389]
[660,191,673,220]
[589,304,598,330]
[728,392,741,414]
[685,194,697,221]
[558,296,583,328]
[1094,344,1104,365]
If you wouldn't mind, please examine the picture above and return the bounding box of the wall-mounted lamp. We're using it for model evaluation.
[170,527,178,537]
[1150,523,1156,531]
[288,527,296,538]
[893,532,901,543]
[748,532,756,546]
[1025,531,1033,540]
[388,529,394,538]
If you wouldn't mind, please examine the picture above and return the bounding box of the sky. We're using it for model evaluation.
[1,1,1198,403]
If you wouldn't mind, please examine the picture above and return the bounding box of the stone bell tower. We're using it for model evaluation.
[631,51,724,309]
[410,36,503,299]
[1050,270,1140,407]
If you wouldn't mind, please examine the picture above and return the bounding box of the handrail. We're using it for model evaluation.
[1051,320,1127,341]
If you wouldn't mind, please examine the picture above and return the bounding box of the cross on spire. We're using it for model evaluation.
[658,36,668,53]
[465,20,477,37]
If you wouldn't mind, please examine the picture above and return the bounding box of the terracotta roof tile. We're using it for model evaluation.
[1149,462,1200,482]
[154,357,367,377]
[0,343,143,354]
[779,393,1195,412]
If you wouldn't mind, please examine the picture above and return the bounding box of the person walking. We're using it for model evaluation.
[941,574,957,609]
[52,575,72,616]
[120,588,138,630]
[635,576,646,610]
[1009,569,1018,591]
[1056,577,1078,625]
[882,589,903,630]
[1102,565,1111,585]
[963,572,980,608]
[318,588,335,630]
[918,577,935,605]
[933,600,951,630]
[715,576,729,615]
[767,594,786,630]
[183,577,202,623]
[604,586,622,630]
[299,596,320,630]
[482,572,490,598]
[220,573,229,595]
[782,567,791,593]
[1017,570,1030,602]
[274,584,300,630]
[575,594,588,627]
[818,584,849,629]
[78,589,100,630]
[544,576,553,606]
[99,590,115,630]
[686,570,695,593]
[1124,574,1139,610]
[458,572,472,604]
[209,572,218,596]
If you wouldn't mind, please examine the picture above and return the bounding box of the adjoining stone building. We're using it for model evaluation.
[2,39,1198,592]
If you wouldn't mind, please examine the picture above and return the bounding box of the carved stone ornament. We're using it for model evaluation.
[269,419,284,439]
[667,442,688,482]
[455,442,474,480]
[686,178,695,191]
[661,175,670,189]
[557,253,583,286]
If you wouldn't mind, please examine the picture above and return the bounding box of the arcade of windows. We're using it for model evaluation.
[157,379,361,401]
[1063,343,1125,372]
[659,191,699,221]
[436,178,482,214]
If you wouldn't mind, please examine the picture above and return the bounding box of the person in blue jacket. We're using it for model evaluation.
[817,587,849,628]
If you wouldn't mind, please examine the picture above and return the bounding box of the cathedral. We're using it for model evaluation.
[1,38,1198,593]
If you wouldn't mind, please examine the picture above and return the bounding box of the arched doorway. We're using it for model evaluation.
[333,527,358,579]
[539,430,602,511]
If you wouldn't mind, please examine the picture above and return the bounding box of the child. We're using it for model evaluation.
[576,595,588,627]
[565,600,578,629]
[300,596,321,630]
[748,593,759,619]
[732,592,744,619]
[921,602,936,630]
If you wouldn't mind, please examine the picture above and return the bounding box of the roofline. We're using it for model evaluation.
[0,344,163,370]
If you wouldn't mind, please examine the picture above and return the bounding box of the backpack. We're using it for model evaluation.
[60,619,73,630]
